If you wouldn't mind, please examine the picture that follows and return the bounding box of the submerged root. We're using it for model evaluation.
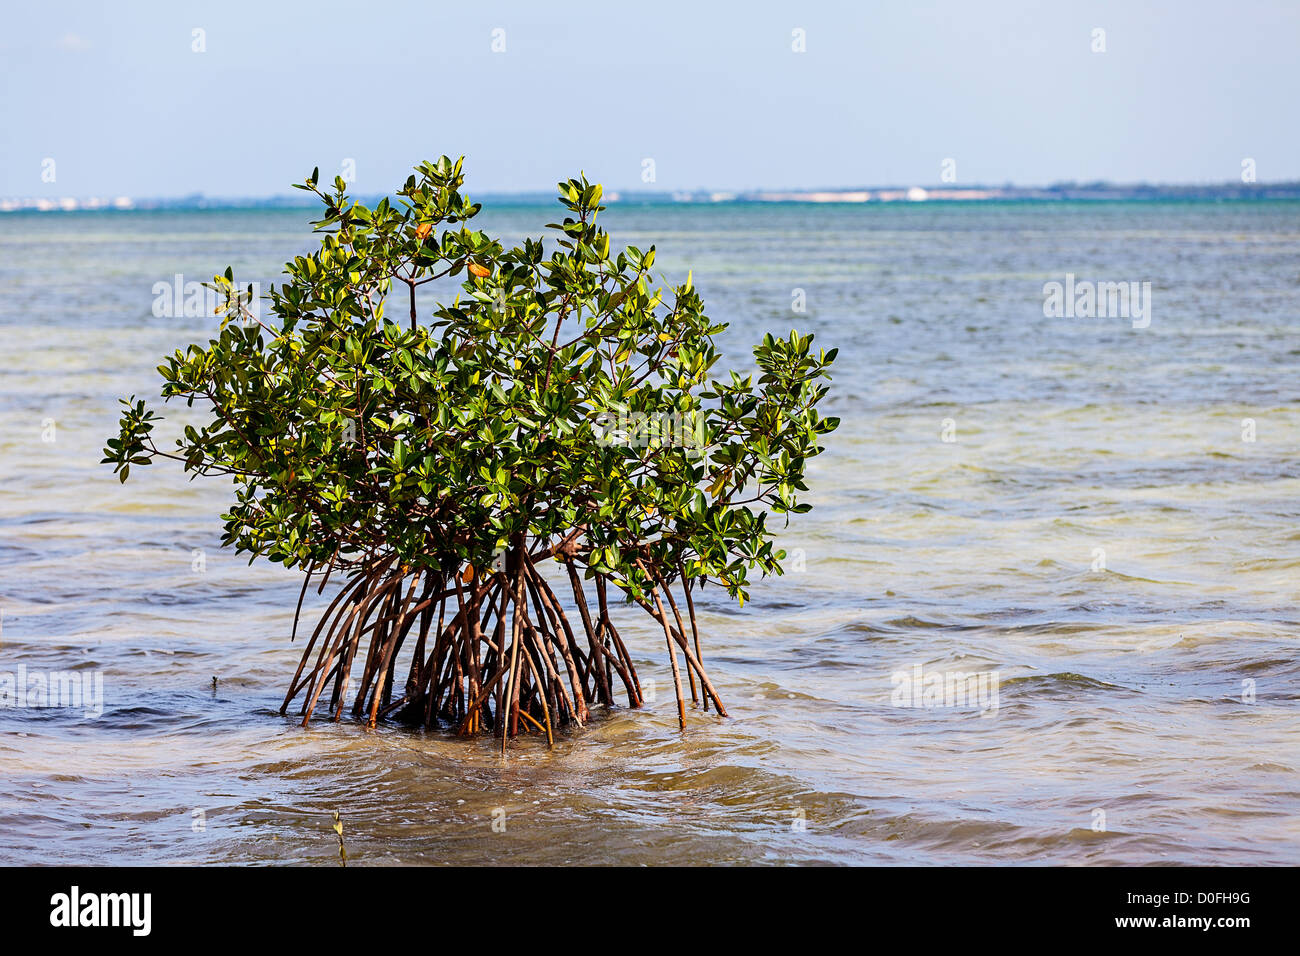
[280,547,723,749]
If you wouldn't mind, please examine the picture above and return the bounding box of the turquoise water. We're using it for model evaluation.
[0,200,1297,864]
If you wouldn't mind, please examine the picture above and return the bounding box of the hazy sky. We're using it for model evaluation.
[4,0,1298,197]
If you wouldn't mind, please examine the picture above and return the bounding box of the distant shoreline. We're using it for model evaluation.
[5,181,1300,213]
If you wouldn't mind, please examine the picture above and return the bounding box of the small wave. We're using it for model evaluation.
[1000,672,1131,694]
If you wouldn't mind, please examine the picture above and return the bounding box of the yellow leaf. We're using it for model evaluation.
[467,262,490,278]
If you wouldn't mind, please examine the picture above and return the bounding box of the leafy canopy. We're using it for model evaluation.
[104,157,838,603]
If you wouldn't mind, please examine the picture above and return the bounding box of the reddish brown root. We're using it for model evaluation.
[279,546,723,748]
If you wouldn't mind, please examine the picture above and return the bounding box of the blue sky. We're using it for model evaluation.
[4,0,1299,197]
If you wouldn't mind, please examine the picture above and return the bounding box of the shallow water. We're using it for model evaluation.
[1,200,1297,865]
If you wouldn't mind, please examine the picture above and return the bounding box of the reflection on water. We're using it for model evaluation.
[1,201,1297,864]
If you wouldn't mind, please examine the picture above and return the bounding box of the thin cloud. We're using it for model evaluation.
[57,34,92,53]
